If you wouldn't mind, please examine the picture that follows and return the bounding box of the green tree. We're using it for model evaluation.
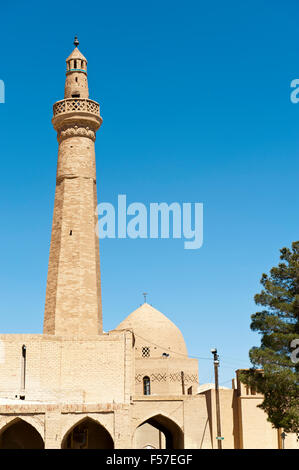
[240,241,299,433]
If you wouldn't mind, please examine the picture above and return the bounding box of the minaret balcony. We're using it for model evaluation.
[53,97,100,117]
[52,98,102,131]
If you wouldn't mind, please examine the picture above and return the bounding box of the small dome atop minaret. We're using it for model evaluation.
[66,36,87,74]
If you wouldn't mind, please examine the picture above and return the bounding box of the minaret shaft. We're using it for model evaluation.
[43,42,103,336]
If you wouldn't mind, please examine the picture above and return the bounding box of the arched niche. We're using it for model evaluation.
[134,414,184,449]
[0,418,44,449]
[61,417,114,449]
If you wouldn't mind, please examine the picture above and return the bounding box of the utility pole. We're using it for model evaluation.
[281,431,286,449]
[211,348,222,449]
[181,371,185,395]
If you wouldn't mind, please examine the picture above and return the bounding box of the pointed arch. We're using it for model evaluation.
[134,414,184,449]
[61,416,114,449]
[0,415,44,437]
[0,417,44,449]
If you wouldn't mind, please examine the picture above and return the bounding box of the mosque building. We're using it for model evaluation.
[0,39,297,449]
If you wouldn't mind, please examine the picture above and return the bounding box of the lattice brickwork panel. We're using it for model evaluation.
[53,99,100,118]
[142,347,150,358]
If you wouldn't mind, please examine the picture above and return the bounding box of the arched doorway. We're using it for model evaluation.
[61,417,114,449]
[134,414,184,449]
[0,418,44,449]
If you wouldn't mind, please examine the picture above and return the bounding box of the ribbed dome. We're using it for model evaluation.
[115,303,188,358]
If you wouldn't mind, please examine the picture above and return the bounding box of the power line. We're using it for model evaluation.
[133,333,249,368]
[134,333,213,360]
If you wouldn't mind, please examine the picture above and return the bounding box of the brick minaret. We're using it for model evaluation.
[43,38,103,336]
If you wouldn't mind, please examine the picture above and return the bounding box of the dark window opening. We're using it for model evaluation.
[70,230,72,236]
[143,376,151,395]
[72,93,80,98]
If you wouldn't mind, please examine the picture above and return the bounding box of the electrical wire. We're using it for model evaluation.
[133,332,249,368]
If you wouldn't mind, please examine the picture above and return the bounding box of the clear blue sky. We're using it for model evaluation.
[0,0,299,385]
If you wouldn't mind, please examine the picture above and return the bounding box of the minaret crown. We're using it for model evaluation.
[66,47,87,74]
[52,39,102,138]
[64,39,89,99]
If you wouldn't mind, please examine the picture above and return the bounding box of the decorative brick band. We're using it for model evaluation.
[169,373,198,383]
[135,373,198,384]
[57,125,96,143]
[66,69,87,74]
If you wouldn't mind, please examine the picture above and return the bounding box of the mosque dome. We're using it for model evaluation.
[115,303,188,358]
